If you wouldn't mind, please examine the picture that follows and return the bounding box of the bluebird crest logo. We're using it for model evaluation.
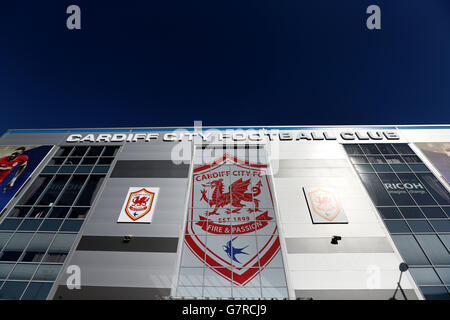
[223,236,249,264]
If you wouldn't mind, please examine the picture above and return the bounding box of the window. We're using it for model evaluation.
[177,146,288,299]
[344,143,450,299]
[75,176,104,206]
[359,173,394,206]
[0,145,119,300]
[56,175,88,206]
[391,235,430,266]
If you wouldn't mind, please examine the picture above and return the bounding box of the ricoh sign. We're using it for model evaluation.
[66,130,400,143]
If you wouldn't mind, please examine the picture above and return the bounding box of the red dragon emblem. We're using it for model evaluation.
[183,153,282,286]
[131,196,150,208]
[125,188,155,221]
[200,178,263,215]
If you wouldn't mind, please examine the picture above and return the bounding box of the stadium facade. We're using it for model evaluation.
[0,125,449,300]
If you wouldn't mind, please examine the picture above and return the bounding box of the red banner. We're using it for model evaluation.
[195,211,272,235]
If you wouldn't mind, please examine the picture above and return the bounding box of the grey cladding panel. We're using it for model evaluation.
[82,177,188,237]
[111,160,189,178]
[119,142,191,161]
[286,237,394,254]
[76,236,179,252]
[0,133,66,145]
[53,285,170,300]
[295,289,418,300]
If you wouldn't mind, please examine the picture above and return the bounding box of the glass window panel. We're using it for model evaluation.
[376,144,396,154]
[25,233,55,251]
[18,176,53,205]
[54,147,72,157]
[436,268,450,285]
[58,166,76,174]
[4,233,33,251]
[366,155,386,164]
[8,207,30,218]
[390,164,411,173]
[391,235,430,266]
[21,253,45,263]
[43,165,60,176]
[92,166,110,174]
[49,158,65,165]
[385,220,411,233]
[75,165,92,173]
[0,263,14,279]
[349,156,368,164]
[359,174,394,206]
[440,235,450,251]
[48,207,70,219]
[41,166,59,174]
[416,235,450,265]
[385,156,404,164]
[410,267,442,286]
[48,234,76,253]
[420,286,450,300]
[409,164,430,172]
[9,264,38,280]
[81,157,97,165]
[393,144,415,154]
[37,176,70,206]
[75,175,104,206]
[39,219,63,232]
[396,173,436,205]
[43,253,67,263]
[0,251,22,262]
[354,164,374,173]
[33,264,61,281]
[443,207,450,218]
[28,207,50,218]
[98,157,114,165]
[378,173,415,206]
[416,173,450,206]
[102,146,119,157]
[65,157,81,165]
[360,144,381,155]
[68,207,89,219]
[0,232,13,251]
[60,219,83,232]
[56,175,88,206]
[401,155,422,163]
[259,268,287,287]
[407,220,434,233]
[421,207,446,219]
[86,146,103,156]
[399,207,424,219]
[377,207,402,219]
[0,281,28,299]
[18,219,43,231]
[343,144,363,155]
[430,220,450,233]
[22,233,55,263]
[44,234,76,263]
[0,219,21,231]
[21,282,52,300]
[71,146,88,157]
[372,164,393,172]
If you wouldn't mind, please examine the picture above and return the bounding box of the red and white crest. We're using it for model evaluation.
[307,188,341,221]
[184,153,281,286]
[118,187,159,223]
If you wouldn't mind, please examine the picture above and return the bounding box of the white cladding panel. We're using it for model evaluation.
[271,142,419,297]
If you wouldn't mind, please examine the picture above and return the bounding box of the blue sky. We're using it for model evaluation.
[1,1,449,133]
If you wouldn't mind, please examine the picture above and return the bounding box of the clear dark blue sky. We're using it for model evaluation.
[1,1,449,132]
